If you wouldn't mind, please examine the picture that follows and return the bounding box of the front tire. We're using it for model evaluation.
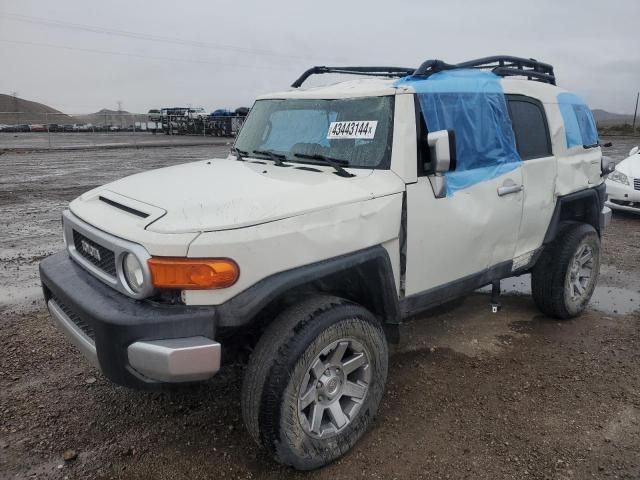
[531,222,600,319]
[241,296,388,470]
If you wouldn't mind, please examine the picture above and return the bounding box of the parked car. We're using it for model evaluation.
[40,56,611,470]
[189,107,208,119]
[147,109,162,122]
[29,124,47,132]
[210,108,234,117]
[235,106,250,116]
[605,145,640,214]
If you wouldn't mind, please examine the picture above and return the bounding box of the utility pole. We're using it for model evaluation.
[10,91,18,125]
[117,100,123,129]
[633,92,639,133]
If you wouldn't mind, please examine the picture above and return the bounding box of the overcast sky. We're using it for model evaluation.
[1,0,639,114]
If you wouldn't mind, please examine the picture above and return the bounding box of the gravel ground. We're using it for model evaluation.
[0,140,639,480]
[0,132,232,151]
[602,135,640,163]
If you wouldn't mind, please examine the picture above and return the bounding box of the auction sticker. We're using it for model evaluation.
[327,121,377,139]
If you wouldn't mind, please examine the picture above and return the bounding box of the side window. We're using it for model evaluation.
[507,97,552,160]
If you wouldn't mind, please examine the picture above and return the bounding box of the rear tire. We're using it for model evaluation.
[241,295,388,470]
[531,222,600,319]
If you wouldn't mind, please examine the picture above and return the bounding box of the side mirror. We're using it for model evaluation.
[630,146,639,157]
[425,130,456,199]
[601,156,616,177]
[427,130,456,173]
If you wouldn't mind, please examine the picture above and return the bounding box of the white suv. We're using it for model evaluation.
[40,56,611,470]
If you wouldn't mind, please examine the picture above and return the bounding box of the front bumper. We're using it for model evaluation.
[605,200,640,214]
[605,180,640,214]
[40,252,220,389]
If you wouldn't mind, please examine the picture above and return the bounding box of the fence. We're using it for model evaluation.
[0,111,247,150]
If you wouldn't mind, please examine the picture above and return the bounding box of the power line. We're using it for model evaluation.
[0,38,301,73]
[1,12,338,63]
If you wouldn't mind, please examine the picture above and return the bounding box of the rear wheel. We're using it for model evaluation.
[241,296,388,470]
[531,222,600,319]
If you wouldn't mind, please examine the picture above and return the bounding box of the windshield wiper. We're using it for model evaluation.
[293,153,355,177]
[252,149,288,167]
[232,147,248,161]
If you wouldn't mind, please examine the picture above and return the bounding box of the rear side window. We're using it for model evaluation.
[507,97,552,160]
[572,103,599,147]
[557,92,598,148]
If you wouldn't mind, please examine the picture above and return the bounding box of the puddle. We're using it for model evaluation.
[479,272,640,315]
[591,284,640,315]
[0,284,44,309]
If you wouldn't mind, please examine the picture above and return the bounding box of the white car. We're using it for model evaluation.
[606,146,640,214]
[39,56,611,470]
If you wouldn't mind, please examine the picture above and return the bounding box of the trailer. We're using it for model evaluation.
[150,106,249,136]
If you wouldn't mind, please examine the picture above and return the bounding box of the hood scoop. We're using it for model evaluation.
[71,188,166,235]
[99,196,149,218]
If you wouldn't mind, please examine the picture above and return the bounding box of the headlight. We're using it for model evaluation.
[608,170,629,185]
[123,253,145,293]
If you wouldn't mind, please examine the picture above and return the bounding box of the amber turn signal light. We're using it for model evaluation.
[148,257,239,289]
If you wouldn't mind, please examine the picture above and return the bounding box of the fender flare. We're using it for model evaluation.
[215,245,401,328]
[543,183,606,244]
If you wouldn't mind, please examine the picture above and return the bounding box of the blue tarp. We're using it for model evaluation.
[557,92,598,148]
[395,70,521,195]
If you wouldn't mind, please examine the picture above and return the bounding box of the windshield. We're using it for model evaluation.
[234,96,394,169]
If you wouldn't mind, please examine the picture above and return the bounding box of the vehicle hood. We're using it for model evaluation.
[616,153,640,179]
[79,157,405,234]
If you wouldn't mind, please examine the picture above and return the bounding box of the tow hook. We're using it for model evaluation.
[490,280,502,313]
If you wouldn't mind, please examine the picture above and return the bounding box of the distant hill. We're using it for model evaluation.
[0,93,73,125]
[74,108,147,127]
[592,109,635,127]
[0,96,148,127]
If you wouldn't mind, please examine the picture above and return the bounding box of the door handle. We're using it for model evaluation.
[497,184,523,196]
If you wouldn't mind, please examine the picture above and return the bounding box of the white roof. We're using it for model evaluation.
[501,77,568,104]
[257,78,402,100]
[258,74,569,104]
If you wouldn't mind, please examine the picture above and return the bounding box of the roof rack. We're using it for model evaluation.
[413,56,556,85]
[291,66,415,88]
[291,56,556,89]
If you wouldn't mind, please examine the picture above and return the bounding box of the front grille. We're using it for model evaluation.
[72,230,117,277]
[634,178,640,191]
[51,295,96,341]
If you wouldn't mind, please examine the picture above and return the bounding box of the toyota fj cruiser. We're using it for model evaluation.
[40,56,612,470]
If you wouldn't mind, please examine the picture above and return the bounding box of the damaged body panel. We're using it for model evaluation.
[185,186,404,305]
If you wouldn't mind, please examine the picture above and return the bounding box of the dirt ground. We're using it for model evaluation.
[0,132,231,151]
[1,139,639,480]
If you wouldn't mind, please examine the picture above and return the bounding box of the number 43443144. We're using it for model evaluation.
[327,121,377,139]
